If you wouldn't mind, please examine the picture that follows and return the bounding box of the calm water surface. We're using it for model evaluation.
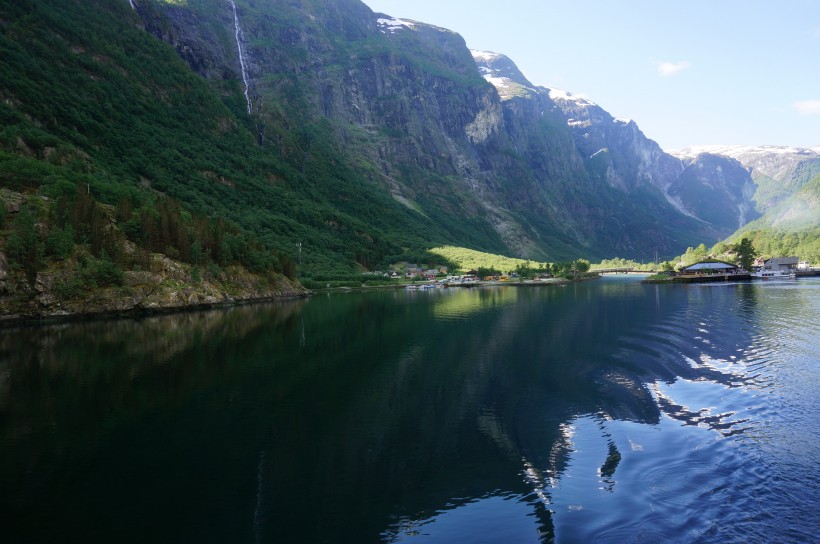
[1,276,818,543]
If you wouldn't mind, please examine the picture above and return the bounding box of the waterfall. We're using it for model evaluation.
[228,0,252,114]
[128,0,136,10]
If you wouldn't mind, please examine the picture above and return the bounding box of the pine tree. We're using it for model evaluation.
[7,204,44,283]
[733,238,758,272]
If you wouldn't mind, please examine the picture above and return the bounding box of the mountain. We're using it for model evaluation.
[665,153,759,234]
[672,145,820,213]
[120,0,759,261]
[1,0,811,298]
[671,146,820,261]
[472,50,763,252]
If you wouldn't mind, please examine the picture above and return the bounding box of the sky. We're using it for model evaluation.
[362,0,820,151]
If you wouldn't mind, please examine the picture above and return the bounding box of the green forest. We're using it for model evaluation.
[0,0,498,290]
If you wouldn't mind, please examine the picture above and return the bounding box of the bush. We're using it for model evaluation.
[96,261,123,286]
[46,224,75,259]
[82,253,123,287]
[54,275,85,299]
[362,279,396,286]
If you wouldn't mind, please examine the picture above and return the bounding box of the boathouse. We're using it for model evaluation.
[679,261,738,275]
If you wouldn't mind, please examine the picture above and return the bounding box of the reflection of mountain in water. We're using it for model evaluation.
[431,287,518,320]
[0,279,793,543]
[0,300,306,534]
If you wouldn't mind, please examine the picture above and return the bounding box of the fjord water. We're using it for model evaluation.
[1,277,818,543]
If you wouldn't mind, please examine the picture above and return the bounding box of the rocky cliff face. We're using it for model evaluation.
[0,248,306,324]
[668,153,759,231]
[470,50,748,255]
[546,88,680,192]
[539,81,766,236]
[130,0,747,261]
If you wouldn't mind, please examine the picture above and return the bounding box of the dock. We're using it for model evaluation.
[642,273,752,284]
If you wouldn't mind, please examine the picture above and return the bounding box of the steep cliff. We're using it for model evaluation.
[668,153,759,232]
[540,79,767,240]
[132,0,754,260]
[471,50,737,257]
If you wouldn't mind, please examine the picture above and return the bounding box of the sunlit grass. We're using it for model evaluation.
[428,245,549,273]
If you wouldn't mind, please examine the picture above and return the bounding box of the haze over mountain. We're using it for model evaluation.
[672,145,820,210]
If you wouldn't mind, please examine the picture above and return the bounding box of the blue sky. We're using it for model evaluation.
[363,0,820,151]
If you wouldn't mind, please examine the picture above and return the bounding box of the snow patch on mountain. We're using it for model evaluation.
[483,76,508,87]
[547,88,597,108]
[481,75,535,100]
[471,50,501,63]
[376,17,415,33]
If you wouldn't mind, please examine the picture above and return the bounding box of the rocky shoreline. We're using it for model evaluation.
[0,251,308,326]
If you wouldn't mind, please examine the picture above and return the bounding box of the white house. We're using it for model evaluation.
[762,257,798,272]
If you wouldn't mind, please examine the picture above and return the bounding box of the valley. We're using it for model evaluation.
[0,0,817,320]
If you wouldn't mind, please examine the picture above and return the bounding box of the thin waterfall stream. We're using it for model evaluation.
[229,0,252,114]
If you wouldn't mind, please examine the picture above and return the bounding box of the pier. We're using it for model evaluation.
[590,267,655,275]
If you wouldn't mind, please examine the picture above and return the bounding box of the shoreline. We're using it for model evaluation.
[0,290,310,328]
[0,275,604,327]
[310,275,595,293]
[0,253,309,328]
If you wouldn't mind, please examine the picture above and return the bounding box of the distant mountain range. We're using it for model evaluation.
[1,0,817,281]
[672,145,820,210]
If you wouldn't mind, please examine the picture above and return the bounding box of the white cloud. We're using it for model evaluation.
[655,60,692,77]
[793,100,820,115]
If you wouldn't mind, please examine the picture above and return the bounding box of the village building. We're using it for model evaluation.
[762,257,798,273]
[679,261,738,275]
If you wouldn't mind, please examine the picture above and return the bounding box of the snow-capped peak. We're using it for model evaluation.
[670,144,820,160]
